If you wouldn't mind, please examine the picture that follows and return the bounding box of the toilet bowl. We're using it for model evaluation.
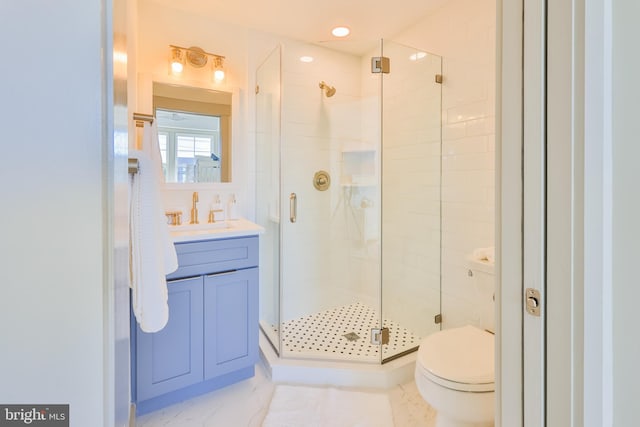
[415,325,494,427]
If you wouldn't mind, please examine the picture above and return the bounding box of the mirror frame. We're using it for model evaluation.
[151,82,236,189]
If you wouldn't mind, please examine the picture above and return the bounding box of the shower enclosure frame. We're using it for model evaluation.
[256,39,443,366]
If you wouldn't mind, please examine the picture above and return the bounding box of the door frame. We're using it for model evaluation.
[496,0,524,425]
[499,0,614,425]
[546,0,614,425]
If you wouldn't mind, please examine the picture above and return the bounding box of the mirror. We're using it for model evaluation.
[153,82,232,183]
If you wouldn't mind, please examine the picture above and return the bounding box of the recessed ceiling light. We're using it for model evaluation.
[409,52,428,61]
[331,26,350,38]
[300,56,314,63]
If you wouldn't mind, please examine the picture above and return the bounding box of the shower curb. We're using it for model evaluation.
[259,331,416,389]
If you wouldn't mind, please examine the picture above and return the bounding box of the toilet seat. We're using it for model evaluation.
[416,325,495,393]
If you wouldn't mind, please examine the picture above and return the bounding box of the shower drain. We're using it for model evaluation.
[343,332,360,342]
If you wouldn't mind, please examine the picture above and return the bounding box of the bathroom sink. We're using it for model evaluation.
[168,218,265,243]
[169,221,231,232]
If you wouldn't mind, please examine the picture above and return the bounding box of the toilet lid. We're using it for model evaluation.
[417,325,494,391]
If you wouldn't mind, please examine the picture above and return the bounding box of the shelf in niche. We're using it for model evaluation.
[340,175,377,187]
[341,142,377,153]
[340,182,377,188]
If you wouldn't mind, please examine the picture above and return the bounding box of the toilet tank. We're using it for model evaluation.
[466,256,495,333]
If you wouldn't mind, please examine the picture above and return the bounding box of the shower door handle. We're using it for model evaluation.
[289,193,297,223]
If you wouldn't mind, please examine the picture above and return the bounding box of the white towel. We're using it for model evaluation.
[129,122,179,333]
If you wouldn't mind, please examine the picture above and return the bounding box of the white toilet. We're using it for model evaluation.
[414,254,495,427]
[415,325,494,427]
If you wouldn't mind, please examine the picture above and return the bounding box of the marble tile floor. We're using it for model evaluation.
[135,359,436,427]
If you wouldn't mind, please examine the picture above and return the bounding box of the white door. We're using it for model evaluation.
[520,0,593,425]
[523,0,547,424]
[499,0,547,425]
[503,0,612,425]
[497,0,525,424]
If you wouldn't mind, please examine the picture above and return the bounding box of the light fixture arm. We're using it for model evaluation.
[169,45,225,65]
[168,45,226,82]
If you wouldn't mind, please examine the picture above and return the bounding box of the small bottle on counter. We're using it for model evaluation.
[227,194,238,220]
[212,194,225,221]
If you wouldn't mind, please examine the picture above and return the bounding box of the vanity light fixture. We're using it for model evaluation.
[331,26,350,38]
[213,56,225,82]
[169,47,185,75]
[168,45,226,82]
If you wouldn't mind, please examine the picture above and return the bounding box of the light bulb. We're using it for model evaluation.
[169,47,185,75]
[212,56,225,82]
[171,61,184,74]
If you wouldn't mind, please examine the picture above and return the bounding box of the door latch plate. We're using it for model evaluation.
[525,288,541,317]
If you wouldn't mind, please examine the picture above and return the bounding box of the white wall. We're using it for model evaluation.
[137,0,496,336]
[394,0,496,330]
[136,0,252,219]
[0,1,109,425]
[612,0,640,424]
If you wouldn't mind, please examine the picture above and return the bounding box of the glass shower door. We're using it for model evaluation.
[278,41,383,363]
[380,40,443,362]
[256,46,282,353]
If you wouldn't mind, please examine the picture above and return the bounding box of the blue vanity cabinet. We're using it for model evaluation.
[204,267,259,379]
[132,235,259,415]
[135,276,204,402]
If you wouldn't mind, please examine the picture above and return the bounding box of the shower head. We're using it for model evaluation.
[319,81,336,97]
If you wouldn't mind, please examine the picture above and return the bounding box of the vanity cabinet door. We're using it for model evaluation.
[136,276,204,401]
[203,267,259,379]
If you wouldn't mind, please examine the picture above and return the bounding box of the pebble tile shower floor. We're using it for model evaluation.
[263,302,421,362]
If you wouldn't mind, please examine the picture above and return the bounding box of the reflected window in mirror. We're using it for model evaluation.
[153,82,232,183]
[156,110,222,183]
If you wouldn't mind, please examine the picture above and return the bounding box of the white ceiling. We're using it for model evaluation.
[146,0,448,53]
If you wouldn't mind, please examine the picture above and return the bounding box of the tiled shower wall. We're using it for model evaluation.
[396,0,497,330]
[278,42,370,321]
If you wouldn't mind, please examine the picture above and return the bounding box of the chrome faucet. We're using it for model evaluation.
[190,192,199,224]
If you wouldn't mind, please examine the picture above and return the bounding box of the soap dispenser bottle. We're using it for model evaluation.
[227,194,238,220]
[212,194,225,221]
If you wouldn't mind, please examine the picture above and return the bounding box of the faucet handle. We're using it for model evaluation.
[208,209,224,223]
[165,211,182,226]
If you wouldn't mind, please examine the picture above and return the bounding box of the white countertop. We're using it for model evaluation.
[169,218,265,243]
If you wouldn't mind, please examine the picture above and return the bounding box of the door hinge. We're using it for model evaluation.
[435,74,443,84]
[255,85,260,94]
[434,313,442,324]
[371,56,390,74]
[371,327,390,345]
